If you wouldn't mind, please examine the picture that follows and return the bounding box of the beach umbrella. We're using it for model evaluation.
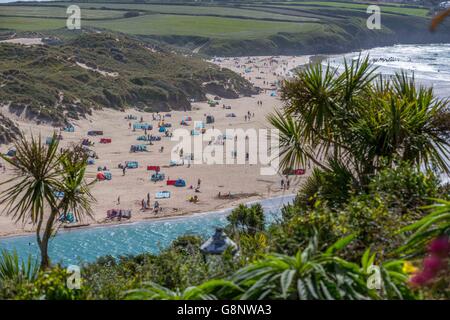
[200,228,238,256]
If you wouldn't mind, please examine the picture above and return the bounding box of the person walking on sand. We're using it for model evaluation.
[147,193,150,206]
[286,178,290,190]
[117,196,120,205]
[122,167,126,176]
[281,179,285,190]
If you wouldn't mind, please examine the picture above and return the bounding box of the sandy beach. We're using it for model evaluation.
[0,55,310,237]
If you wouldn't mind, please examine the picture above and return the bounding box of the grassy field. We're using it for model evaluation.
[0,1,444,56]
[283,1,430,17]
[0,6,129,19]
[90,15,321,38]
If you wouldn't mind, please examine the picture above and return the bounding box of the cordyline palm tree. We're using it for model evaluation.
[0,134,95,270]
[269,57,450,192]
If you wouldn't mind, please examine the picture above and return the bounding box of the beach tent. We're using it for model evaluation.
[104,171,112,180]
[174,179,186,187]
[130,144,147,152]
[151,172,165,182]
[100,138,112,144]
[97,172,106,181]
[169,160,183,166]
[6,148,16,157]
[147,165,160,172]
[54,191,65,199]
[59,212,75,224]
[125,161,138,169]
[155,191,171,199]
[63,125,75,132]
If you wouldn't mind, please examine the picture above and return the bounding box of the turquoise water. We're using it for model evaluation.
[0,195,294,265]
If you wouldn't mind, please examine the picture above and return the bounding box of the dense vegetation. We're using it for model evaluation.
[2,1,450,56]
[0,32,255,125]
[0,59,448,299]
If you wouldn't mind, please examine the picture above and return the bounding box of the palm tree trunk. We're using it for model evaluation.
[39,210,58,270]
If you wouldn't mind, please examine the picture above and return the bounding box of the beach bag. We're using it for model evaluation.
[166,180,176,186]
[147,165,160,172]
[97,172,105,181]
[100,138,112,144]
[104,171,112,180]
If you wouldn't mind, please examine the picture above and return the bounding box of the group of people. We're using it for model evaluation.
[281,177,290,190]
[244,111,255,122]
[256,100,263,106]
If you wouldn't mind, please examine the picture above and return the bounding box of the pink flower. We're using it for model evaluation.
[428,236,450,257]
[409,273,428,286]
[423,255,443,275]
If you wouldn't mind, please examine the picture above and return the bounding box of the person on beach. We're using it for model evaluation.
[122,167,126,176]
[286,178,290,190]
[117,196,120,205]
[147,193,150,206]
[281,179,285,190]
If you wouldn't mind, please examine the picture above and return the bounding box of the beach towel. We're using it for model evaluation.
[87,130,103,136]
[155,191,171,199]
[283,168,305,175]
[133,123,152,130]
[100,138,112,144]
[125,161,138,169]
[166,180,176,185]
[147,165,160,172]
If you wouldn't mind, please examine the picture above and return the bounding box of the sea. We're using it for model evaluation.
[325,43,450,99]
[0,195,295,265]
